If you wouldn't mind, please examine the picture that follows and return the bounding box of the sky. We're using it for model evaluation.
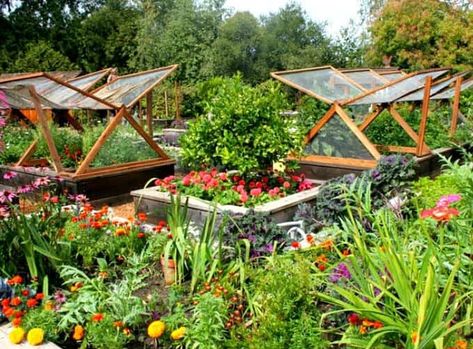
[224,0,362,37]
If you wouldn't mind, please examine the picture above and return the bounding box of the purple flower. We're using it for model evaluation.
[16,184,33,194]
[370,169,382,181]
[69,194,88,203]
[32,177,51,188]
[53,290,67,304]
[3,171,17,180]
[329,263,352,283]
[0,190,17,203]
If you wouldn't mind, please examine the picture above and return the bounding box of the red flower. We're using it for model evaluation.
[1,298,10,307]
[21,290,29,297]
[137,232,145,239]
[12,317,22,327]
[10,297,21,306]
[7,275,23,285]
[421,206,459,222]
[318,264,326,271]
[283,181,291,189]
[91,313,104,322]
[250,188,262,197]
[347,313,361,326]
[26,298,38,308]
[35,293,44,300]
[3,306,14,317]
[137,213,147,222]
[291,241,301,249]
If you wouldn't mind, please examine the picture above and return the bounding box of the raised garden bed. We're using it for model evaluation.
[298,146,469,180]
[0,162,175,201]
[132,183,322,226]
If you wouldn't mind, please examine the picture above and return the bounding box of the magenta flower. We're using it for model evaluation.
[16,184,33,194]
[0,190,16,203]
[329,263,352,283]
[436,194,461,207]
[32,177,51,188]
[2,171,17,180]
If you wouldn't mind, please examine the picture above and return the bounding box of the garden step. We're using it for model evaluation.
[0,324,62,349]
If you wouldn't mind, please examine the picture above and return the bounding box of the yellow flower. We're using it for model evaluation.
[44,300,54,311]
[170,327,186,340]
[147,320,165,338]
[27,328,44,346]
[9,327,25,344]
[72,325,84,341]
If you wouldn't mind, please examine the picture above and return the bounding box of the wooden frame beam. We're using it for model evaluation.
[28,86,64,173]
[75,106,127,175]
[450,76,463,136]
[122,108,169,159]
[358,105,384,132]
[146,91,153,136]
[298,155,377,169]
[15,140,38,167]
[416,76,433,157]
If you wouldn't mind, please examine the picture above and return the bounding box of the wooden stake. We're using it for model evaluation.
[450,76,463,136]
[75,106,126,175]
[28,87,64,173]
[164,91,169,118]
[175,81,181,120]
[416,76,433,157]
[146,91,153,136]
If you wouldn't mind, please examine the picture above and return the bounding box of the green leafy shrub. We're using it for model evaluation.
[180,76,302,174]
[0,124,36,164]
[246,253,329,349]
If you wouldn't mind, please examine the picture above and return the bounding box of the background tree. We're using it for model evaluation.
[12,41,77,72]
[366,0,473,70]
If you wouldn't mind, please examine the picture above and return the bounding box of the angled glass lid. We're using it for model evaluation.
[271,66,365,103]
[347,69,450,106]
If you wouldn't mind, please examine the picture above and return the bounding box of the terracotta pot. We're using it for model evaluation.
[160,256,176,285]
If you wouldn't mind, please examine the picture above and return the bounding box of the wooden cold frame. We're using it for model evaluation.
[296,103,381,169]
[450,76,463,136]
[416,76,433,156]
[74,106,170,177]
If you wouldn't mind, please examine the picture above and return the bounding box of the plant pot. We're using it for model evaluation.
[160,256,176,285]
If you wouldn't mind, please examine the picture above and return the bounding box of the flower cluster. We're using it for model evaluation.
[347,313,383,334]
[420,194,461,222]
[147,319,186,341]
[0,275,43,328]
[155,169,313,207]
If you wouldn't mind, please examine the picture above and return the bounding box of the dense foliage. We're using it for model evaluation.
[180,76,302,174]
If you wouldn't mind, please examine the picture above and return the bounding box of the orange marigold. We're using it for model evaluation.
[91,313,104,322]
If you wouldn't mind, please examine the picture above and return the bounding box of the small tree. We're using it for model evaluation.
[180,75,302,174]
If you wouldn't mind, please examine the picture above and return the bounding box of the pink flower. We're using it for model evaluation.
[16,185,33,194]
[0,190,16,203]
[421,206,459,222]
[219,173,227,181]
[202,174,212,184]
[250,188,262,197]
[0,205,10,219]
[182,176,192,186]
[32,177,51,188]
[3,171,17,180]
[283,181,291,189]
[240,192,248,203]
[436,194,461,207]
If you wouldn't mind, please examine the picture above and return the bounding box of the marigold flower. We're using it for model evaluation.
[137,213,147,222]
[22,290,30,297]
[114,227,128,237]
[12,317,22,327]
[7,275,23,285]
[320,239,333,250]
[91,313,104,322]
[26,298,38,308]
[148,320,166,338]
[4,306,15,317]
[72,325,84,341]
[170,326,186,340]
[347,313,361,326]
[113,321,124,328]
[291,241,301,249]
[411,331,419,344]
[10,297,22,306]
[420,206,459,222]
[123,328,131,336]
[44,301,54,311]
[359,325,367,334]
[453,340,467,349]
[8,327,25,344]
[137,232,145,239]
[70,282,83,292]
[27,328,44,346]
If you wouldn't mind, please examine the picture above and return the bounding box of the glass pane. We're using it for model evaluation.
[342,70,387,89]
[304,113,375,160]
[68,70,110,91]
[276,68,364,102]
[379,72,405,81]
[431,78,473,100]
[0,76,112,110]
[94,68,174,107]
[350,70,449,105]
[398,73,469,102]
[86,123,160,168]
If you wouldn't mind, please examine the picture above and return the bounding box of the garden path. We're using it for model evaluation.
[0,324,62,349]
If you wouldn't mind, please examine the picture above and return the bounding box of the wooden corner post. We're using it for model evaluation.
[449,76,463,137]
[28,86,64,173]
[416,76,433,157]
